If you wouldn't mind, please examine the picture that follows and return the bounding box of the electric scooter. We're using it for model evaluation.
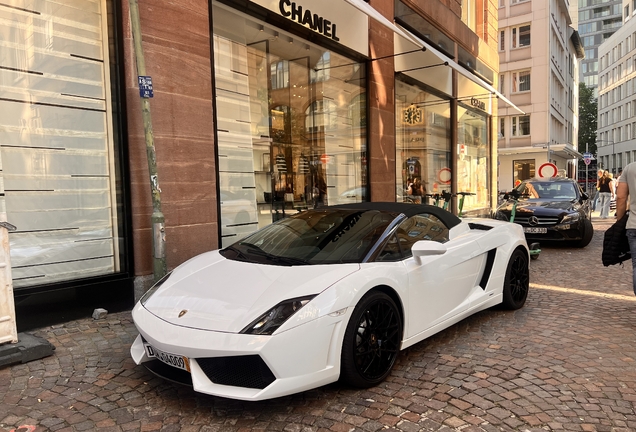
[455,191,475,217]
[498,190,541,260]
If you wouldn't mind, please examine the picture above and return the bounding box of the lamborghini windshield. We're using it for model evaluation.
[220,208,397,265]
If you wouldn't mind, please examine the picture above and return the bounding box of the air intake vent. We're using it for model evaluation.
[197,355,276,389]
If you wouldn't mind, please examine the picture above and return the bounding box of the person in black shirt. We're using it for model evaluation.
[597,170,614,219]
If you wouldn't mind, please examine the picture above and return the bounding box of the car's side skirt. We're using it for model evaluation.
[400,293,503,351]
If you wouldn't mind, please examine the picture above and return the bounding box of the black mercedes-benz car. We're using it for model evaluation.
[495,177,593,248]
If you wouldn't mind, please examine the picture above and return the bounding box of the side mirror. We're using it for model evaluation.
[412,240,447,264]
[580,192,589,201]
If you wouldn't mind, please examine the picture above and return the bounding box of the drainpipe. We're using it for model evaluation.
[128,0,167,282]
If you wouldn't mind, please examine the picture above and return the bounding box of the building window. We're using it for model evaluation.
[512,25,531,48]
[457,107,490,212]
[500,117,505,138]
[511,115,530,136]
[512,70,531,92]
[513,160,535,185]
[213,7,367,246]
[499,74,505,93]
[463,0,477,32]
[396,79,451,205]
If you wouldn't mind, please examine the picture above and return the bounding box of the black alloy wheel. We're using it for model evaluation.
[340,291,402,388]
[501,248,529,310]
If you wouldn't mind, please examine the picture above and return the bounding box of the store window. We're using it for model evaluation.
[395,79,451,205]
[212,3,367,247]
[0,0,128,288]
[457,107,490,213]
[513,159,535,186]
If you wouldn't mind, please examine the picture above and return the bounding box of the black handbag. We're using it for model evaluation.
[602,214,631,266]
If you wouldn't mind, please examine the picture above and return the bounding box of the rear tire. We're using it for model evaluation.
[340,291,402,388]
[501,248,529,310]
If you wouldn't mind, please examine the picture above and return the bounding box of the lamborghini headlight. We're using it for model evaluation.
[140,271,172,306]
[241,296,316,335]
[561,213,580,224]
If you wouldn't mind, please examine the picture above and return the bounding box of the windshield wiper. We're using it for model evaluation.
[240,243,310,266]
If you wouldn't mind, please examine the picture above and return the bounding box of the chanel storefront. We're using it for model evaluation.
[212,0,370,246]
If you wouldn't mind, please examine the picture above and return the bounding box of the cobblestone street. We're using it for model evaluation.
[2,216,636,432]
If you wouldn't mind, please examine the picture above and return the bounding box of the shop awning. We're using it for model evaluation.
[394,24,525,115]
[343,0,525,115]
[343,0,423,46]
[498,144,582,160]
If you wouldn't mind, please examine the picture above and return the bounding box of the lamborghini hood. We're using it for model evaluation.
[140,250,359,333]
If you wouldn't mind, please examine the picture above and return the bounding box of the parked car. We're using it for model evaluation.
[495,177,593,247]
[131,202,530,401]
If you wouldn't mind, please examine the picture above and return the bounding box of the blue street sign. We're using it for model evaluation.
[138,76,154,98]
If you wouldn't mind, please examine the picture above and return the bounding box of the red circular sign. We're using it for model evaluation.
[538,162,558,178]
[437,167,451,185]
[320,154,330,164]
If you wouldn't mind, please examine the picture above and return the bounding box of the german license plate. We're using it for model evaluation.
[144,343,190,372]
[523,227,547,234]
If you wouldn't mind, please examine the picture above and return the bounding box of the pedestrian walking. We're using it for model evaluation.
[597,170,614,219]
[615,162,636,294]
[592,169,603,211]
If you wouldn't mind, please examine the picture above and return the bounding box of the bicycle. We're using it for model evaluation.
[497,190,541,260]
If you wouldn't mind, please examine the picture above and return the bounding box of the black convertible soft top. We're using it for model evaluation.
[329,202,462,229]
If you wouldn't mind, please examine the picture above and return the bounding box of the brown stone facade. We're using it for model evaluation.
[122,0,218,278]
[403,0,499,72]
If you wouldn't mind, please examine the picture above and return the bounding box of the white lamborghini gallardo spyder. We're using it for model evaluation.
[130,202,530,401]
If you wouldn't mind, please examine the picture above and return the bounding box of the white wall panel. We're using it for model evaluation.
[215,35,259,247]
[0,0,118,287]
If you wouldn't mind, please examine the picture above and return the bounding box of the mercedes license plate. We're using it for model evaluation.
[523,227,547,234]
[144,343,190,372]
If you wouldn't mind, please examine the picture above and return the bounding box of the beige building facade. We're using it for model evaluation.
[497,0,584,191]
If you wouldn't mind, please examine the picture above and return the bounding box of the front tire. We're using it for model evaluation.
[501,248,529,310]
[340,291,402,388]
[574,218,593,248]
